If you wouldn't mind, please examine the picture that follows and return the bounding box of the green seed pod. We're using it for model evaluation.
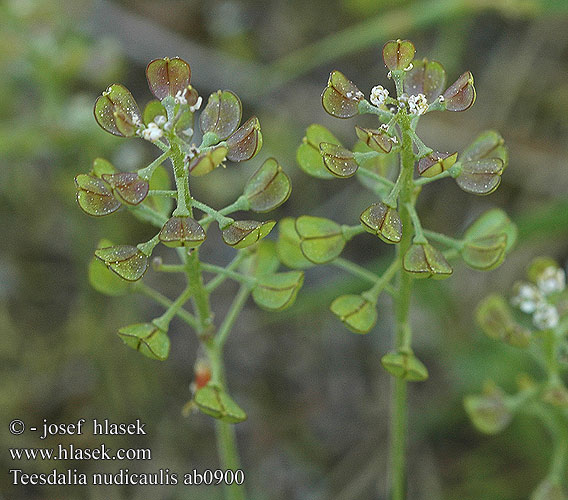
[464,383,512,434]
[75,174,121,216]
[476,294,531,348]
[94,84,141,137]
[194,383,247,423]
[455,158,504,195]
[146,57,191,101]
[188,145,228,176]
[276,218,314,269]
[542,384,568,408]
[531,478,568,500]
[246,240,280,277]
[464,209,517,254]
[461,130,508,170]
[321,70,363,118]
[417,151,457,177]
[88,240,131,296]
[404,58,446,103]
[443,71,476,111]
[94,245,149,281]
[296,124,339,179]
[295,216,346,264]
[199,90,242,140]
[319,143,358,177]
[222,220,276,249]
[117,323,170,361]
[462,234,507,271]
[354,125,392,153]
[252,271,304,311]
[360,202,402,244]
[382,39,415,71]
[381,351,429,381]
[90,157,116,177]
[159,216,206,248]
[244,158,292,212]
[101,172,149,205]
[403,243,453,279]
[226,116,262,162]
[330,294,377,334]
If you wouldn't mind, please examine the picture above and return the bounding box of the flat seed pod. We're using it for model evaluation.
[252,271,304,311]
[146,57,191,101]
[461,130,508,170]
[382,39,415,71]
[91,158,116,177]
[417,151,457,177]
[455,158,503,195]
[464,384,512,435]
[443,71,476,111]
[226,116,262,162]
[403,243,453,279]
[295,216,346,264]
[360,202,402,244]
[321,70,363,118]
[464,209,517,253]
[354,126,392,153]
[353,140,398,191]
[330,294,377,334]
[476,294,531,348]
[88,240,131,296]
[462,234,507,271]
[246,240,280,277]
[117,323,170,361]
[276,218,314,269]
[94,245,149,281]
[222,220,276,249]
[244,158,292,212]
[94,84,141,137]
[319,143,358,177]
[194,383,247,423]
[404,58,446,102]
[199,90,242,140]
[188,145,228,176]
[381,351,429,381]
[101,173,149,205]
[159,216,206,248]
[75,174,121,216]
[296,124,338,179]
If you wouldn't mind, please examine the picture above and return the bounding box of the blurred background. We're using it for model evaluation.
[1,0,568,498]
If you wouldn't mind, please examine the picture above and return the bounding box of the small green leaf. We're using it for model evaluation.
[90,158,116,177]
[143,100,167,125]
[381,351,429,381]
[296,124,339,179]
[226,116,262,162]
[455,159,503,195]
[159,216,206,248]
[252,271,304,311]
[461,130,508,169]
[321,70,363,118]
[417,151,457,177]
[330,294,377,334]
[94,84,141,137]
[464,383,512,434]
[88,239,131,296]
[276,218,314,269]
[244,158,292,212]
[320,143,358,177]
[476,294,531,348]
[382,39,415,71]
[117,323,170,361]
[360,202,402,244]
[404,58,446,102]
[194,383,247,423]
[295,216,346,264]
[101,173,149,205]
[403,243,452,279]
[200,90,242,140]
[188,145,228,176]
[443,71,476,111]
[354,126,392,153]
[75,174,121,216]
[222,220,276,249]
[94,245,149,281]
[146,57,191,101]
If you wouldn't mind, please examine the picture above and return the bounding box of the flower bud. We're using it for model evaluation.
[417,151,457,177]
[199,90,242,140]
[404,58,446,103]
[381,351,429,381]
[222,220,276,249]
[252,271,304,311]
[354,126,392,153]
[319,143,358,177]
[296,124,339,179]
[226,116,263,162]
[360,202,402,244]
[244,158,292,212]
[146,57,191,101]
[455,158,504,195]
[94,84,141,137]
[188,145,228,176]
[94,245,149,281]
[117,323,170,361]
[403,243,453,279]
[330,294,377,334]
[101,172,149,205]
[276,218,314,269]
[321,70,364,118]
[443,71,476,111]
[194,383,247,423]
[159,216,206,248]
[476,294,531,348]
[382,39,415,71]
[464,383,512,434]
[295,216,346,264]
[75,174,121,216]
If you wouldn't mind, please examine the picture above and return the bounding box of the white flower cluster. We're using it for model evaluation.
[511,265,566,330]
[141,122,163,142]
[370,85,389,107]
[408,93,428,116]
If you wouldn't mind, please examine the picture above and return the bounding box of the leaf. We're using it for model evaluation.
[88,240,131,296]
[295,216,346,264]
[146,57,191,101]
[455,159,503,195]
[381,351,429,381]
[354,126,392,153]
[94,245,149,281]
[382,39,415,71]
[330,294,377,334]
[464,383,512,434]
[188,145,228,176]
[199,90,242,140]
[321,70,363,118]
[159,216,206,248]
[276,218,314,269]
[226,116,262,162]
[252,271,304,311]
[222,220,276,249]
[75,174,121,217]
[461,130,508,170]
[117,323,170,361]
[244,158,292,212]
[417,151,457,178]
[360,202,402,244]
[194,383,247,423]
[443,71,476,111]
[101,173,149,205]
[320,143,358,177]
[296,124,339,179]
[404,58,446,102]
[94,84,141,137]
[403,243,453,279]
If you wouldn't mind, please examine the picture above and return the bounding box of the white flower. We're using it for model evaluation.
[511,283,541,314]
[154,114,167,127]
[408,93,428,116]
[189,95,203,113]
[174,89,188,105]
[537,266,566,296]
[370,85,389,107]
[533,302,559,330]
[141,122,163,142]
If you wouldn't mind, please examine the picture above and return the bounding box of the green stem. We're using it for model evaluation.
[406,204,427,244]
[215,421,245,500]
[137,235,160,256]
[129,204,168,228]
[332,258,396,296]
[341,224,366,241]
[358,99,393,123]
[423,230,464,250]
[361,258,400,303]
[216,284,251,350]
[413,170,452,186]
[201,263,256,287]
[206,252,249,293]
[384,166,406,209]
[199,196,251,228]
[153,286,193,331]
[148,189,177,198]
[138,149,171,180]
[407,128,433,158]
[355,166,396,191]
[171,144,192,217]
[192,198,234,229]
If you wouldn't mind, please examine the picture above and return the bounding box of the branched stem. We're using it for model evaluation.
[423,230,464,250]
[191,198,234,229]
[201,263,256,287]
[413,170,452,186]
